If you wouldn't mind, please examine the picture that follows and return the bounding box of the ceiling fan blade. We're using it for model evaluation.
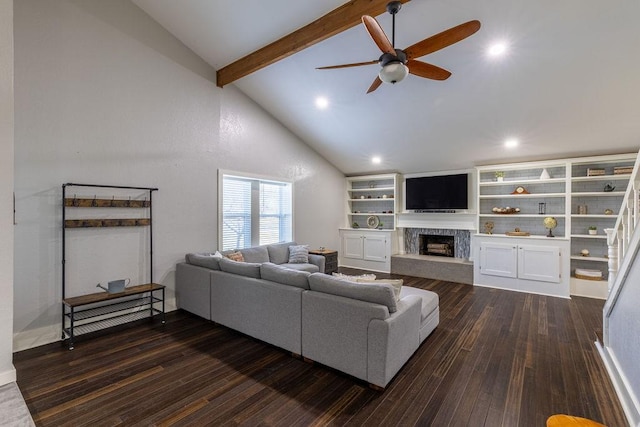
[366,76,383,94]
[316,60,379,70]
[404,20,481,59]
[362,15,395,55]
[407,60,451,80]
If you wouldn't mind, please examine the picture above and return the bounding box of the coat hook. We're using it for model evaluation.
[111,195,115,207]
[92,195,97,207]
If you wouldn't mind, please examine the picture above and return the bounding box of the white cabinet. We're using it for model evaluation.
[479,242,518,278]
[517,244,560,283]
[478,242,560,283]
[339,229,397,273]
[343,233,365,259]
[473,235,570,298]
[362,234,388,262]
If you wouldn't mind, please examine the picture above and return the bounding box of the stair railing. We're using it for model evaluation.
[604,150,640,295]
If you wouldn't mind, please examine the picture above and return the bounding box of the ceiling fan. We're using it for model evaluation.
[317,1,481,93]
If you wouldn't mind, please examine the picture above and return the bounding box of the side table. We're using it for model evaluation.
[309,249,338,275]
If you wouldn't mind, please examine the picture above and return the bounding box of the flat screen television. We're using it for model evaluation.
[405,173,468,211]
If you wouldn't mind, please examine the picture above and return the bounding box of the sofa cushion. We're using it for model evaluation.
[288,245,309,264]
[357,278,403,301]
[219,257,261,279]
[399,287,439,323]
[185,252,222,270]
[308,273,397,313]
[267,241,296,265]
[225,251,245,262]
[280,263,319,273]
[239,245,270,264]
[260,263,311,289]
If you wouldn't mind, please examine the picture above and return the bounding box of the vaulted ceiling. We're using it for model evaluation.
[133,0,640,175]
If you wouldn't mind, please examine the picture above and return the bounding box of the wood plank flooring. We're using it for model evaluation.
[14,272,627,426]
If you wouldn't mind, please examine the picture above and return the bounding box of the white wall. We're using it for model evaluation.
[0,0,16,384]
[606,238,640,425]
[13,0,345,350]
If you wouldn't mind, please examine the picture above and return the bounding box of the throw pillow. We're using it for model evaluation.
[225,251,245,262]
[357,278,403,301]
[288,245,309,264]
[332,272,376,281]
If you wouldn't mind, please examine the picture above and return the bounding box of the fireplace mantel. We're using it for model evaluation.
[397,212,476,231]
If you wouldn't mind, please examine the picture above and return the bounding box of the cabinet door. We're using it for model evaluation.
[518,245,560,283]
[479,242,518,278]
[363,235,388,262]
[343,234,364,259]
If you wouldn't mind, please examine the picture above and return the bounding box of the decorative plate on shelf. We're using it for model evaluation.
[366,215,380,229]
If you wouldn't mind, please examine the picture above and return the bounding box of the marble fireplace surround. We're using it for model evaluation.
[404,228,471,260]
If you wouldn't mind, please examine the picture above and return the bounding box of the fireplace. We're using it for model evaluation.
[419,234,455,258]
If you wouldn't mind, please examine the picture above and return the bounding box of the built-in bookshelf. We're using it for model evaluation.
[475,153,636,299]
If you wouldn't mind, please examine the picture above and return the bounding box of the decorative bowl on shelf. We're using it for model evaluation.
[492,206,520,214]
[505,228,530,236]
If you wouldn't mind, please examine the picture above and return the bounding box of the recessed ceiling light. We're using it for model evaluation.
[487,41,508,57]
[504,138,519,148]
[372,156,382,164]
[315,96,329,110]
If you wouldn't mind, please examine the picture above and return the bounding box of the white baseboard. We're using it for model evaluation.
[13,298,177,352]
[13,324,61,353]
[0,368,16,386]
[596,341,640,427]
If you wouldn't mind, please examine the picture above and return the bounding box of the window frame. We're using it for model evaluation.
[218,169,294,250]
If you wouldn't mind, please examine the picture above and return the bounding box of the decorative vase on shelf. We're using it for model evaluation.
[540,168,551,180]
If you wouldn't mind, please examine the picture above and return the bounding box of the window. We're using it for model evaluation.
[219,172,292,250]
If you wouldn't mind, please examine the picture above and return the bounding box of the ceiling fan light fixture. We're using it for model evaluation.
[379,62,409,84]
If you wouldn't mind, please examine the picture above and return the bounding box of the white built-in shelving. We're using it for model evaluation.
[568,155,635,298]
[346,174,399,231]
[475,153,636,299]
[341,173,400,273]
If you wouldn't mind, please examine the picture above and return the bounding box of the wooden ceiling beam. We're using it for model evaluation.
[216,0,410,88]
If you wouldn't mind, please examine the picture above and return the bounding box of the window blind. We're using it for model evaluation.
[221,174,292,250]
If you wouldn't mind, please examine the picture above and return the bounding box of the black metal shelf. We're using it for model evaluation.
[65,295,162,321]
[63,309,163,337]
[61,183,162,349]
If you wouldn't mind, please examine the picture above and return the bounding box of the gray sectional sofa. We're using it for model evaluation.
[176,241,439,388]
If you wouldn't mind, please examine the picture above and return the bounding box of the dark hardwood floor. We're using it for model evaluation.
[14,272,627,426]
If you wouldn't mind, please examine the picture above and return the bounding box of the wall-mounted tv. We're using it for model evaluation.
[405,173,469,211]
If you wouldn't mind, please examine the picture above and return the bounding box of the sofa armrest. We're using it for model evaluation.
[367,295,422,388]
[176,262,212,320]
[308,254,325,273]
[302,291,389,382]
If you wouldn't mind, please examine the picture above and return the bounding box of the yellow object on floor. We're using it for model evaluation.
[547,414,607,427]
